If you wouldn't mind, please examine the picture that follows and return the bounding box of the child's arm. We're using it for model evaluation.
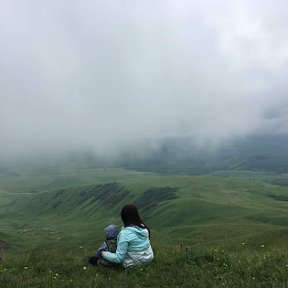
[96,242,108,258]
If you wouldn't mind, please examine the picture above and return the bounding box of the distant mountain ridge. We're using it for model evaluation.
[119,134,288,174]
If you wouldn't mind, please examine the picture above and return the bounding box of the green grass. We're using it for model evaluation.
[1,168,288,287]
[1,238,288,288]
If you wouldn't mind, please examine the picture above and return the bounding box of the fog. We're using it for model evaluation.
[1,0,288,161]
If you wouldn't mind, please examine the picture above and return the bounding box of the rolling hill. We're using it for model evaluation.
[1,168,288,249]
[0,168,288,287]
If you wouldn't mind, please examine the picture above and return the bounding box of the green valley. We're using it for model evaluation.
[0,168,287,287]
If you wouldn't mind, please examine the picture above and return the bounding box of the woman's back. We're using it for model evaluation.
[120,226,153,267]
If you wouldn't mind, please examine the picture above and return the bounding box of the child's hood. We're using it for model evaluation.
[104,224,119,240]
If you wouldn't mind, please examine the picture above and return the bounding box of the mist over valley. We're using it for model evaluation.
[2,133,288,178]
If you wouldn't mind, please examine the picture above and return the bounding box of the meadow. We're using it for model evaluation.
[0,168,288,287]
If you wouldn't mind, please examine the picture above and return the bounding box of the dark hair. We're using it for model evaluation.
[121,204,150,237]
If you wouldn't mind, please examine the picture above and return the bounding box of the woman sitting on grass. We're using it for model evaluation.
[101,204,154,268]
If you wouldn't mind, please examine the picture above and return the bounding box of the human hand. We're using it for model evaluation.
[96,248,105,259]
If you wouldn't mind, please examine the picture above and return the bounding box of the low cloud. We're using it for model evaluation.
[0,0,288,161]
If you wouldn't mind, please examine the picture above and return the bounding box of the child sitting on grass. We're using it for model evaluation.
[89,224,119,267]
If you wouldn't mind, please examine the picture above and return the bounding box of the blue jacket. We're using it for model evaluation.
[102,226,153,268]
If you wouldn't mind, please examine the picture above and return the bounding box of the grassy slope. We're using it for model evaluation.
[0,168,288,287]
[1,169,288,248]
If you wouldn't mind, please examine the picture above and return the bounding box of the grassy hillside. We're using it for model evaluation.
[1,168,288,248]
[0,168,288,287]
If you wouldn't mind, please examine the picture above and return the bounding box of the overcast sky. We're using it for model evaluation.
[1,0,288,159]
